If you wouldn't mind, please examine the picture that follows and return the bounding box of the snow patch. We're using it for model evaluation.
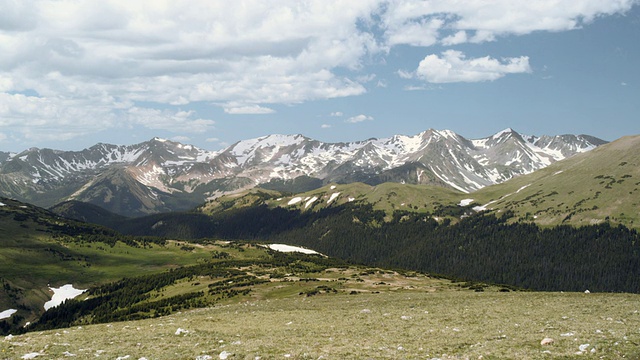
[44,284,86,311]
[348,197,355,202]
[458,199,474,206]
[267,244,320,255]
[0,309,17,320]
[287,197,303,205]
[330,185,337,190]
[0,202,5,206]
[304,196,318,209]
[327,192,340,204]
[516,184,531,193]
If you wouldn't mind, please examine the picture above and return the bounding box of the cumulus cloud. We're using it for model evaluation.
[0,1,378,143]
[321,124,332,128]
[380,0,638,46]
[346,114,374,123]
[330,112,344,117]
[414,50,531,83]
[0,0,636,145]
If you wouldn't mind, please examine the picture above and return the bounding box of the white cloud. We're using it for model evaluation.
[206,137,220,142]
[330,111,344,117]
[0,0,636,145]
[0,0,379,143]
[321,124,332,128]
[404,85,426,91]
[397,70,414,79]
[126,108,215,133]
[380,0,638,46]
[224,105,275,115]
[414,50,531,83]
[385,16,444,47]
[441,31,468,46]
[346,114,374,123]
[171,136,191,143]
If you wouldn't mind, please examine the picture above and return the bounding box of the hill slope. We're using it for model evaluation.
[0,197,251,329]
[469,135,640,228]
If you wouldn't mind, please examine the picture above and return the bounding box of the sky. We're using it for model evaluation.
[0,0,639,152]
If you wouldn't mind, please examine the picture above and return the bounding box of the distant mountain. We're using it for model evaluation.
[0,129,605,217]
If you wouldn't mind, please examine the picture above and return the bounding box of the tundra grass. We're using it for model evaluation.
[3,290,638,359]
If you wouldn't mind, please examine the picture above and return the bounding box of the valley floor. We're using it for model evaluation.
[2,290,639,359]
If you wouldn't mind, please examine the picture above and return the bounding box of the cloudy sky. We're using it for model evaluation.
[1,0,638,152]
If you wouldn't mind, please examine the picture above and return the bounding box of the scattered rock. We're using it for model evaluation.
[195,356,212,360]
[175,328,189,335]
[584,290,591,294]
[560,332,574,337]
[360,309,372,314]
[540,337,554,346]
[579,344,590,352]
[219,352,232,360]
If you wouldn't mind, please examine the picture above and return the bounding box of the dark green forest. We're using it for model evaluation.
[112,204,640,294]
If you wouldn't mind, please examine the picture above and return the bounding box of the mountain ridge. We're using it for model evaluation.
[0,129,606,217]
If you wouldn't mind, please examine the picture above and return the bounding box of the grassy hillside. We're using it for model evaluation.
[470,135,640,228]
[0,197,253,327]
[199,182,466,219]
[3,289,639,359]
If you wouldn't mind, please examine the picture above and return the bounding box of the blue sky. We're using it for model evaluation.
[0,1,638,152]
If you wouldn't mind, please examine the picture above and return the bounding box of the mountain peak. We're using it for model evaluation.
[492,128,518,138]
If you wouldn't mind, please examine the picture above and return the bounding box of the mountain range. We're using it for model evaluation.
[0,129,606,217]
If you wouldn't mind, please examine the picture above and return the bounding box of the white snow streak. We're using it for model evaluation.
[305,196,318,209]
[268,244,320,255]
[327,192,340,204]
[287,197,303,205]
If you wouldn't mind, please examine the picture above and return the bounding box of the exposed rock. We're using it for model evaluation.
[540,337,554,346]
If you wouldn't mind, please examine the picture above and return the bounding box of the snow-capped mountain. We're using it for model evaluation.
[0,129,606,216]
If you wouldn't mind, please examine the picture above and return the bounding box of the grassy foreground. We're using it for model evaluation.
[3,290,639,359]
